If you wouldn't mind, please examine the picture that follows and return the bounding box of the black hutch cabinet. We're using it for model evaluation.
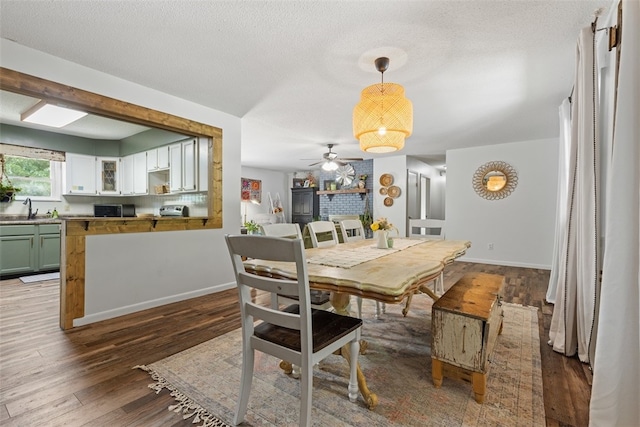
[291,187,319,230]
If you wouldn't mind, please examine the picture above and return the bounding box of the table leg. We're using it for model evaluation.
[330,291,377,409]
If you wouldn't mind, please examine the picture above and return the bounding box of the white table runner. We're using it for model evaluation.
[307,238,424,268]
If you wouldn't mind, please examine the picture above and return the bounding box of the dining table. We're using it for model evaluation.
[242,237,471,409]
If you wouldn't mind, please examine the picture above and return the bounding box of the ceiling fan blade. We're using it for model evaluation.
[336,157,364,161]
[308,161,323,166]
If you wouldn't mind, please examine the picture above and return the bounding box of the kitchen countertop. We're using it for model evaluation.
[0,217,65,225]
[0,215,202,225]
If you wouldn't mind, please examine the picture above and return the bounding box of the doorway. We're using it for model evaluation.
[407,170,431,236]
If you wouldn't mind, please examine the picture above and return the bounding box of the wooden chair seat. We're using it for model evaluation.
[254,305,362,352]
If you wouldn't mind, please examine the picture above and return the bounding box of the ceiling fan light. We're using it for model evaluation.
[21,100,87,128]
[353,78,412,153]
[322,160,339,171]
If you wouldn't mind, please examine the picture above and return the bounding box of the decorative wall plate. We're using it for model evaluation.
[335,164,355,187]
[387,185,401,198]
[383,197,394,207]
[379,173,393,187]
[379,187,388,195]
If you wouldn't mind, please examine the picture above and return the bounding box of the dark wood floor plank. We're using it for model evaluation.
[0,260,591,426]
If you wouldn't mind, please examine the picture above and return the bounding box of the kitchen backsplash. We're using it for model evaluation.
[0,192,208,218]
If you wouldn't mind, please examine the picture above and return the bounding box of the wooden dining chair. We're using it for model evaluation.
[403,219,446,316]
[260,223,332,310]
[225,234,362,427]
[338,219,366,242]
[338,219,385,318]
[307,220,339,248]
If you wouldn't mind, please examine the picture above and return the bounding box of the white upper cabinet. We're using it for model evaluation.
[132,151,148,195]
[96,157,121,195]
[64,153,96,195]
[64,139,201,197]
[169,138,197,193]
[121,155,134,196]
[147,146,170,171]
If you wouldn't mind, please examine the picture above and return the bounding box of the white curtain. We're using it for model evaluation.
[590,0,640,425]
[548,25,600,362]
[546,99,572,304]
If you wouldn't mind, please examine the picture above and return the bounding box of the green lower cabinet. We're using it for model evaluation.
[0,224,60,276]
[39,233,61,271]
[0,234,37,275]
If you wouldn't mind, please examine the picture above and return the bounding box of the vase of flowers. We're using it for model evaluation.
[370,217,395,249]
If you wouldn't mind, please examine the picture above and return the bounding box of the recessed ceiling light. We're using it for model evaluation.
[21,100,88,128]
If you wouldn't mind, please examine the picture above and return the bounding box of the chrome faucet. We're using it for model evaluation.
[23,197,38,220]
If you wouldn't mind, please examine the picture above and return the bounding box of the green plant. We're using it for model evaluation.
[243,220,260,233]
[0,155,21,202]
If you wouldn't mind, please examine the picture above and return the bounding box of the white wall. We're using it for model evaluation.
[240,166,289,224]
[1,40,244,325]
[446,138,558,269]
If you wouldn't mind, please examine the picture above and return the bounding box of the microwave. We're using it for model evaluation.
[94,204,136,218]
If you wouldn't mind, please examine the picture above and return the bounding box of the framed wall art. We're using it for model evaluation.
[241,177,262,203]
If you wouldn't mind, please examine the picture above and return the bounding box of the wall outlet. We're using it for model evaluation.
[64,205,71,212]
[488,243,494,250]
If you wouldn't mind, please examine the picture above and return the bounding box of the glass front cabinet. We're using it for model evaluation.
[96,157,120,195]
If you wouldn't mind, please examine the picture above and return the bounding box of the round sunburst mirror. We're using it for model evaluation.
[472,161,518,200]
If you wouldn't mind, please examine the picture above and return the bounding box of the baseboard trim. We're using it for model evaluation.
[73,282,236,327]
[458,257,551,270]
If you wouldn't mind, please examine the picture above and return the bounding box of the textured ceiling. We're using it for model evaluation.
[0,0,606,171]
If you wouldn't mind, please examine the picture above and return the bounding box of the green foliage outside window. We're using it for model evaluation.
[5,156,52,197]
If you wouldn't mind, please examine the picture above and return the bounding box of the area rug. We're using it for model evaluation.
[136,301,544,427]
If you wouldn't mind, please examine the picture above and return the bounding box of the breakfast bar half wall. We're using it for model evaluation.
[60,217,225,330]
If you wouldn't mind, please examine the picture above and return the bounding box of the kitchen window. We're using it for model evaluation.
[0,145,64,201]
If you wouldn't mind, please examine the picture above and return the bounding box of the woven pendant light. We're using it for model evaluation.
[353,57,413,153]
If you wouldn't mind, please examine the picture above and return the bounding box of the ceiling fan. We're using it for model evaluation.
[306,144,363,171]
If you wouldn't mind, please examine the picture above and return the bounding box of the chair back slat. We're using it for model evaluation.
[227,234,306,263]
[307,221,339,248]
[246,302,301,330]
[261,223,303,239]
[238,271,300,299]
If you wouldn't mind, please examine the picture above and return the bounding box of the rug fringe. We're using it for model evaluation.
[134,365,231,427]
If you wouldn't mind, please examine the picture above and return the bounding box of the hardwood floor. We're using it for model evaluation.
[0,261,591,426]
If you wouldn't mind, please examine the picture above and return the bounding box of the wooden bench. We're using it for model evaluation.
[431,272,505,403]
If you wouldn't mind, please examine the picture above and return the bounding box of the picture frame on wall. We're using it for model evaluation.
[241,177,262,203]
